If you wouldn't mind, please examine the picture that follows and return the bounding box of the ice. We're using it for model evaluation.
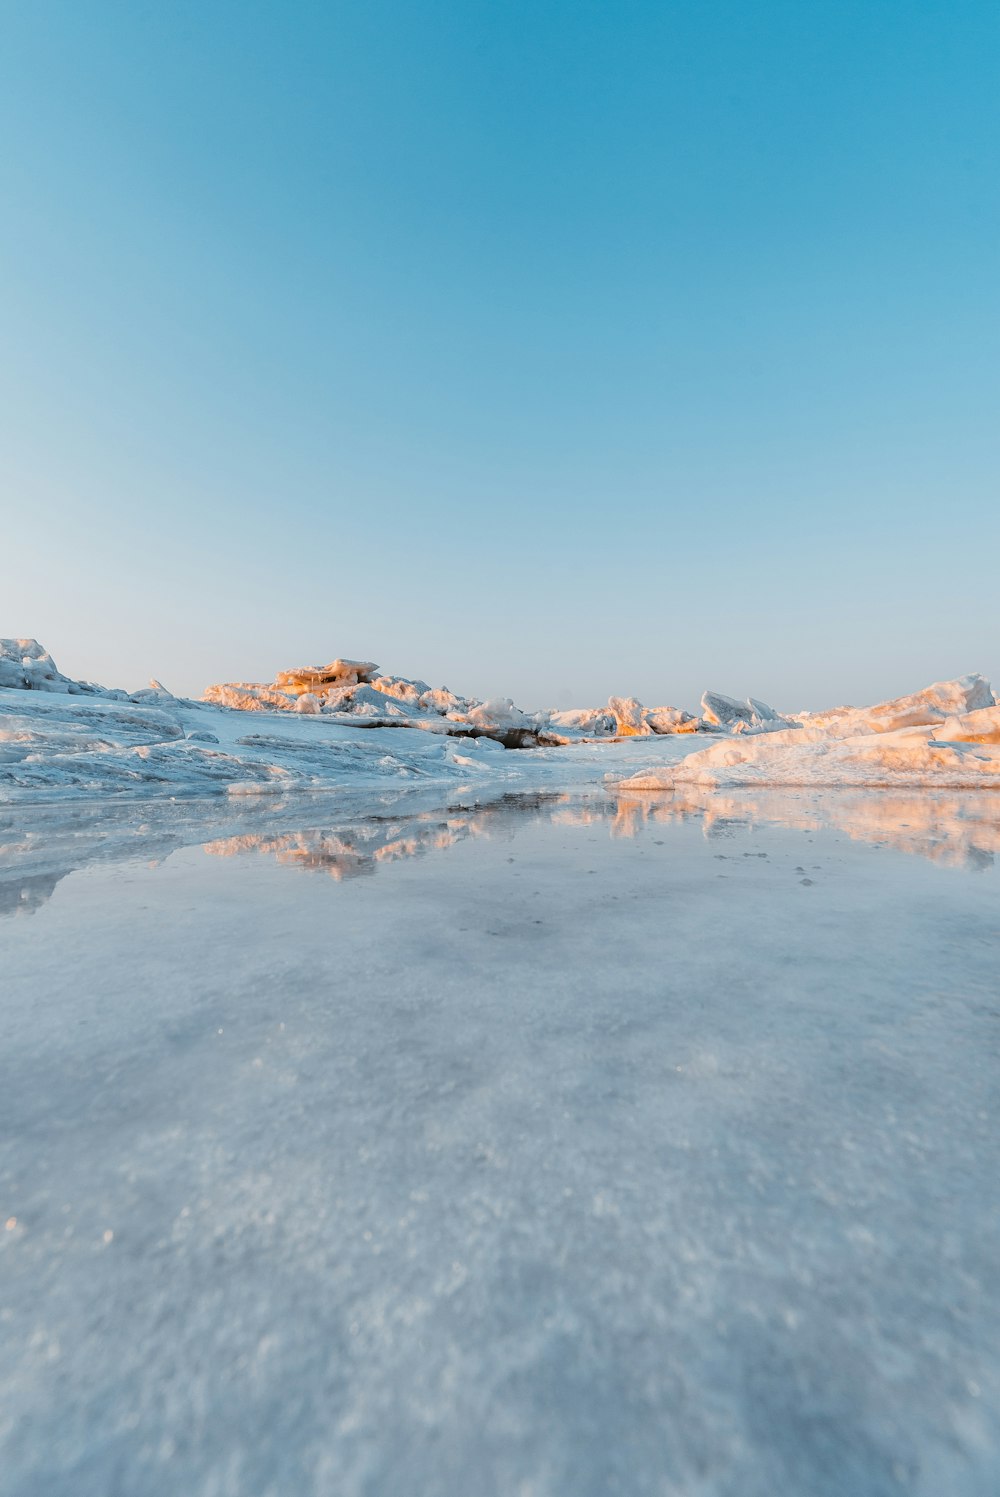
[700,690,796,732]
[644,704,698,734]
[274,658,379,694]
[934,704,1000,743]
[606,694,649,735]
[5,645,1000,799]
[620,725,1000,791]
[546,705,618,737]
[797,672,996,736]
[204,655,706,746]
[2,791,999,1494]
[545,700,697,742]
[619,675,1000,791]
[0,637,108,695]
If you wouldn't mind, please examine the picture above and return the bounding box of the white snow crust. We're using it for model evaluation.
[620,675,1000,792]
[3,643,999,799]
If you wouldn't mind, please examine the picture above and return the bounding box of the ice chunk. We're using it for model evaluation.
[546,707,618,737]
[606,696,650,736]
[202,683,297,712]
[0,639,112,696]
[618,724,1000,791]
[370,676,433,707]
[462,697,532,731]
[274,659,378,695]
[644,705,698,735]
[931,705,1000,743]
[799,674,995,736]
[700,691,794,732]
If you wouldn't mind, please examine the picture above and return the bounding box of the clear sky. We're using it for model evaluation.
[2,0,997,712]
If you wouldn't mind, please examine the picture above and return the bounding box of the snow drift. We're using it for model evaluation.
[3,640,999,798]
[619,675,1000,792]
[204,656,703,744]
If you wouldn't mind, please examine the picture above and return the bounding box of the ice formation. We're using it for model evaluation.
[699,690,796,733]
[2,641,999,799]
[0,638,109,695]
[619,675,1000,792]
[795,672,994,735]
[203,656,700,745]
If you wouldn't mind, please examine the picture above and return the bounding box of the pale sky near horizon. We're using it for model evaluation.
[2,0,997,712]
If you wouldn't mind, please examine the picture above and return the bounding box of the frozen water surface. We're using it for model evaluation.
[2,790,999,1496]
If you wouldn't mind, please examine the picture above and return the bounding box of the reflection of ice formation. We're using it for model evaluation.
[203,796,567,881]
[3,782,999,923]
[615,787,1000,869]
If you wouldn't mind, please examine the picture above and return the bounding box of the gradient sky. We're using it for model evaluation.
[2,0,997,712]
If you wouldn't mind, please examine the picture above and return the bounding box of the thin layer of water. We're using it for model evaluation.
[2,793,998,1495]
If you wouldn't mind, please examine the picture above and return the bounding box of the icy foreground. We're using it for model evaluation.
[2,639,999,798]
[3,793,999,1495]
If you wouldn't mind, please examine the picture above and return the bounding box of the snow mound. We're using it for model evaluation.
[700,691,797,733]
[645,705,699,735]
[0,639,106,695]
[933,705,1000,743]
[544,699,697,742]
[619,724,1000,792]
[274,659,378,694]
[547,706,618,737]
[617,674,1000,791]
[203,658,518,737]
[204,655,710,746]
[798,673,995,736]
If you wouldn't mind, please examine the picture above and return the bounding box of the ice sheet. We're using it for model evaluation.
[2,792,999,1495]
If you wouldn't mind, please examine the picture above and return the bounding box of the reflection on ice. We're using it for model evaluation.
[4,777,1000,1496]
[202,794,567,881]
[615,786,1000,869]
[201,788,1000,882]
[2,784,999,920]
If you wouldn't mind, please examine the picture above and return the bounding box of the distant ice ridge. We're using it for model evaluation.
[620,674,1000,791]
[203,657,707,743]
[0,638,112,696]
[3,641,999,797]
[0,638,182,706]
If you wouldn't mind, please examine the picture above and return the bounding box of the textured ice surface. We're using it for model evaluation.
[0,685,701,803]
[2,791,1000,1496]
[620,725,1000,790]
[5,646,1000,795]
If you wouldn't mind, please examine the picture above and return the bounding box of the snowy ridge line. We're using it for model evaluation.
[616,674,1000,792]
[3,639,999,796]
[201,654,719,742]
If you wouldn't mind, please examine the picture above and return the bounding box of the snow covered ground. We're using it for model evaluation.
[2,791,999,1495]
[3,639,1000,800]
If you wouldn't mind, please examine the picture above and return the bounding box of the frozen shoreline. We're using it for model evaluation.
[3,638,1000,802]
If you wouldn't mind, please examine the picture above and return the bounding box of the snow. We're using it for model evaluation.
[3,792,1000,1494]
[3,644,1000,799]
[620,676,1000,792]
[796,672,995,735]
[0,679,707,804]
[6,644,1000,1489]
[621,726,1000,791]
[0,637,111,695]
[700,690,795,732]
[204,656,710,743]
[936,705,1000,742]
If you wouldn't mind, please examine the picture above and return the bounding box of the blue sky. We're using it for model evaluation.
[2,0,997,710]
